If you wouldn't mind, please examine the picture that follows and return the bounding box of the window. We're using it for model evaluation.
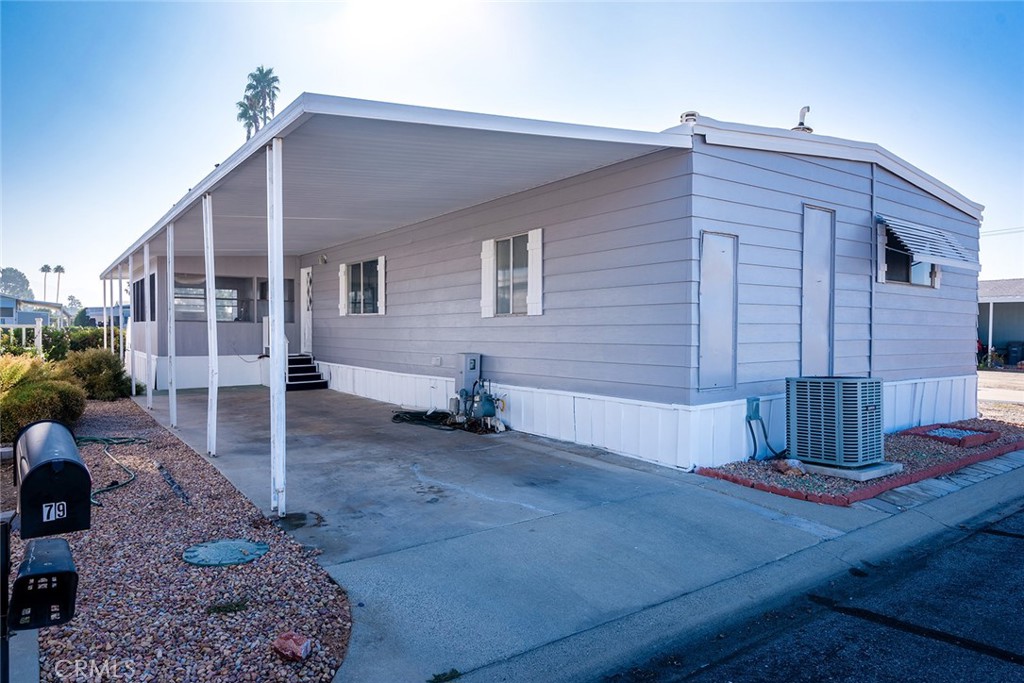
[481,228,542,317]
[884,229,935,287]
[173,274,254,322]
[338,257,385,316]
[132,274,156,322]
[256,279,295,323]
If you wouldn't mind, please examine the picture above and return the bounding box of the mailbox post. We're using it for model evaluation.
[1,420,92,683]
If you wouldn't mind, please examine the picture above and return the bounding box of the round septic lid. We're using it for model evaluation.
[183,539,269,567]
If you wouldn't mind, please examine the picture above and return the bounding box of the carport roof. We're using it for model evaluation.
[100,93,691,276]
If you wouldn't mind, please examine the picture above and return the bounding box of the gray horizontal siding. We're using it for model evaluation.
[689,140,876,403]
[307,149,695,404]
[873,167,979,381]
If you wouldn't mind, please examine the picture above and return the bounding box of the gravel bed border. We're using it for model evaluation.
[697,415,1024,507]
[2,399,352,682]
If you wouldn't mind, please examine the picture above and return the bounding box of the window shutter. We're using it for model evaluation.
[338,263,347,316]
[481,239,496,318]
[377,255,386,315]
[527,228,543,316]
[876,224,887,283]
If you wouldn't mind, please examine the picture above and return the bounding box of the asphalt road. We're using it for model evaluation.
[604,504,1024,683]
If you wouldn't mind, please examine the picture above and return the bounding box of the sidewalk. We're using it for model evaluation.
[130,388,1024,683]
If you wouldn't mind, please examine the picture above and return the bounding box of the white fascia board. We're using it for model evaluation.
[979,295,1024,304]
[101,93,691,279]
[300,93,693,149]
[691,117,984,221]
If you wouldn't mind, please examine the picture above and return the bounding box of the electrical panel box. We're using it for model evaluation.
[456,353,481,395]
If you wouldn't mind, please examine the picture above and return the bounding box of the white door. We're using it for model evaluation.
[801,206,835,376]
[300,267,313,355]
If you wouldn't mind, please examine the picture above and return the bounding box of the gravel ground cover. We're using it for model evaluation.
[2,399,351,682]
[698,403,1024,506]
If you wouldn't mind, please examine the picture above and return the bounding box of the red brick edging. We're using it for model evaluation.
[696,439,1024,507]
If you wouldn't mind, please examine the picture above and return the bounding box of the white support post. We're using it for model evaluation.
[987,301,995,367]
[102,277,108,349]
[202,193,219,456]
[128,253,136,396]
[117,264,124,360]
[267,138,287,515]
[144,242,154,409]
[167,223,178,428]
[109,278,115,350]
[34,318,43,356]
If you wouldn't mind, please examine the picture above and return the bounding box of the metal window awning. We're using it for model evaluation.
[876,215,980,271]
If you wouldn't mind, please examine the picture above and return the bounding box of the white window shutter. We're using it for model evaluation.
[377,255,386,315]
[876,224,887,283]
[527,228,543,316]
[481,239,496,318]
[338,263,348,316]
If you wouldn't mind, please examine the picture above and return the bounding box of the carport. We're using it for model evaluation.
[100,93,691,515]
[136,386,880,682]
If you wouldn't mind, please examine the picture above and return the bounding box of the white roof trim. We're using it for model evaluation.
[101,94,692,277]
[877,214,981,272]
[680,117,984,222]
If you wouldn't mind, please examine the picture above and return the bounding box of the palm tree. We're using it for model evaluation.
[53,265,65,304]
[245,66,280,126]
[236,95,261,141]
[40,264,51,301]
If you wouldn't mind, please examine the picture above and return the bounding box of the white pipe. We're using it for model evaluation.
[144,241,154,409]
[267,137,287,515]
[202,193,219,456]
[167,223,177,428]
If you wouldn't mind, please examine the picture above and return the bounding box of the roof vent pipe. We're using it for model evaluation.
[680,111,699,124]
[791,106,813,133]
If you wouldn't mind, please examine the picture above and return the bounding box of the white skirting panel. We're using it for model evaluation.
[308,363,979,470]
[315,361,455,412]
[883,374,978,432]
[131,351,263,390]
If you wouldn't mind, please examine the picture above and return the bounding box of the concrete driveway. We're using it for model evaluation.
[138,386,1023,682]
[977,369,1024,403]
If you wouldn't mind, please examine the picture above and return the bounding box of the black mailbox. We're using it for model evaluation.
[14,421,92,540]
[7,538,79,630]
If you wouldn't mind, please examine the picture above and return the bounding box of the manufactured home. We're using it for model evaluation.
[100,94,983,481]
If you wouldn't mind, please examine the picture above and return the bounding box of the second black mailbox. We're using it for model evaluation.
[15,420,92,539]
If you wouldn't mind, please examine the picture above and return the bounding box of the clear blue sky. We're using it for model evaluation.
[2,1,1022,306]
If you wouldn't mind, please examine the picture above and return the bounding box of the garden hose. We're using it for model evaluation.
[75,436,148,506]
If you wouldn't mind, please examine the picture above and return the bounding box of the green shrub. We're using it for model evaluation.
[0,330,31,356]
[58,348,132,401]
[0,355,46,393]
[42,327,70,361]
[68,326,122,355]
[0,379,87,443]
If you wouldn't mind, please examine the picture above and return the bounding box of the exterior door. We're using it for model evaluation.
[801,206,835,376]
[300,267,313,355]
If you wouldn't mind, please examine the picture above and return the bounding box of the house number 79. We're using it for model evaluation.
[42,502,67,522]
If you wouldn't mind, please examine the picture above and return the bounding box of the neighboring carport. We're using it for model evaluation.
[99,93,692,515]
[978,278,1024,365]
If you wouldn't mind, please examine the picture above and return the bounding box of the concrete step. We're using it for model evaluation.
[286,379,328,391]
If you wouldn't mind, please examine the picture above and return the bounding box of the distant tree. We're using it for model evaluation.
[40,264,52,300]
[67,294,83,311]
[0,267,34,299]
[74,308,94,327]
[246,65,280,126]
[236,94,261,141]
[53,265,65,303]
